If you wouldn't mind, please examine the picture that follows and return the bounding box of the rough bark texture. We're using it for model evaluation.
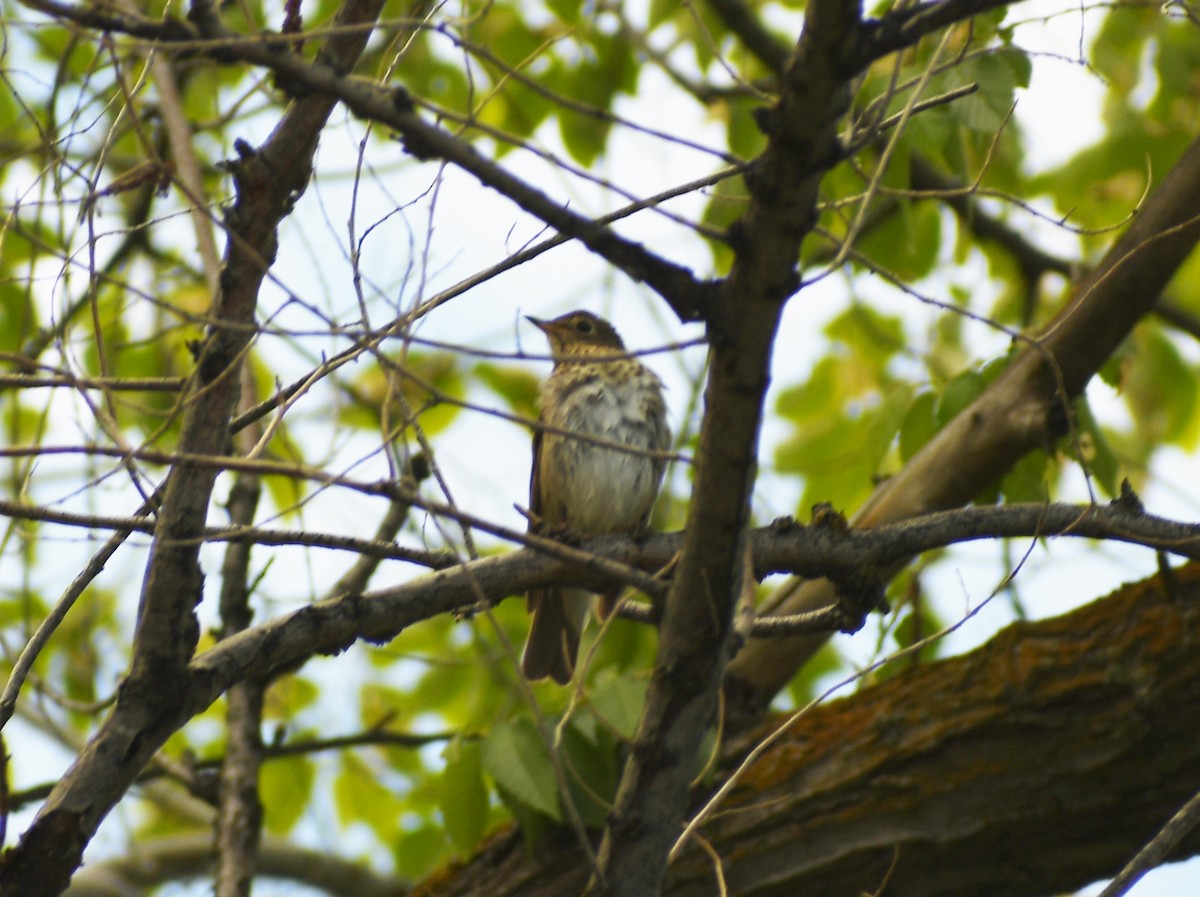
[418,563,1200,897]
[215,468,266,897]
[586,0,865,890]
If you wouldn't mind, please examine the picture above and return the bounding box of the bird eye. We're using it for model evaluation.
[576,318,594,333]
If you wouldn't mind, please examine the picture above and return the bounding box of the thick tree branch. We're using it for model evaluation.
[672,565,1200,897]
[0,3,389,894]
[180,498,1200,697]
[4,499,1200,654]
[420,563,1200,897]
[63,832,407,897]
[855,0,1023,67]
[707,0,1023,79]
[589,0,865,891]
[215,468,266,897]
[726,131,1200,723]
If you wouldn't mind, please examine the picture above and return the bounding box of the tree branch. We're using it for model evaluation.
[183,498,1200,699]
[726,131,1200,724]
[214,466,266,897]
[421,563,1200,897]
[6,499,1200,661]
[17,0,717,325]
[63,832,407,897]
[0,2,390,893]
[856,0,1025,68]
[590,0,866,890]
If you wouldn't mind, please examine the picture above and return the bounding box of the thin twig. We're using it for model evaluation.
[1096,786,1200,897]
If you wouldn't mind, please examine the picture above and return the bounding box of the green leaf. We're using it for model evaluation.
[854,199,941,282]
[441,737,489,856]
[1123,325,1199,447]
[333,753,407,842]
[997,448,1049,503]
[261,754,315,834]
[1,399,46,447]
[393,826,450,880]
[700,172,750,273]
[560,720,617,827]
[544,0,583,23]
[899,391,938,462]
[784,640,846,706]
[1092,5,1158,98]
[726,96,768,161]
[960,49,1030,133]
[1148,22,1200,126]
[343,351,464,437]
[776,357,851,424]
[263,675,320,720]
[825,305,906,375]
[476,362,541,421]
[0,274,39,357]
[779,384,913,512]
[1165,235,1200,313]
[1033,111,1188,240]
[558,33,637,165]
[1073,396,1121,498]
[647,0,677,29]
[935,369,987,427]
[589,676,647,740]
[481,718,560,820]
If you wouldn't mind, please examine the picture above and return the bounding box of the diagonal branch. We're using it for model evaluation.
[726,132,1200,723]
[17,0,717,325]
[411,563,1200,897]
[0,2,390,894]
[856,0,1027,68]
[588,0,900,891]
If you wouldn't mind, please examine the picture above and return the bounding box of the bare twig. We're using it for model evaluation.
[1096,786,1200,897]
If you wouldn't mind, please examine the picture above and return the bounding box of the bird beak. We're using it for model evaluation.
[525,315,548,332]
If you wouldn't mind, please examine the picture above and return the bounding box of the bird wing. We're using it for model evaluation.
[526,417,545,616]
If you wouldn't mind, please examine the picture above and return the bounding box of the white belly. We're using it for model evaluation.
[538,374,666,533]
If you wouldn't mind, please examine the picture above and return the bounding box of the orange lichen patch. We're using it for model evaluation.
[729,564,1200,801]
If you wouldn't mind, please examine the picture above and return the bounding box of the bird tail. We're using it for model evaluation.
[522,588,589,684]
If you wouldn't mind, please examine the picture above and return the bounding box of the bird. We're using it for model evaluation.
[521,310,671,684]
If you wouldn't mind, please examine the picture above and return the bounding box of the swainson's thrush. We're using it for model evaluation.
[521,311,671,684]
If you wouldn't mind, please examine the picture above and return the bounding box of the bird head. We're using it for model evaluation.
[526,311,626,358]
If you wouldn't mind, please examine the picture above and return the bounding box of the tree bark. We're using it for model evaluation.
[0,3,389,893]
[423,562,1200,897]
